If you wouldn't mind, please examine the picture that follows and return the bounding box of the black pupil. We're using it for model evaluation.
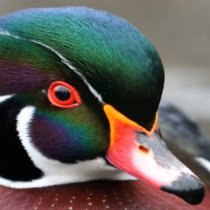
[55,86,71,101]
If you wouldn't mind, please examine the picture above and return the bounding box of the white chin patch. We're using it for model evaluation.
[195,157,210,173]
[0,106,136,189]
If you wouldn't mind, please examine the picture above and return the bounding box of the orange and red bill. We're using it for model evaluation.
[104,104,205,205]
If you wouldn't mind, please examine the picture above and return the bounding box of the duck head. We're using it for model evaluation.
[0,7,204,204]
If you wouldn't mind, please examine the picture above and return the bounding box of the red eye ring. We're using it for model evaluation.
[48,81,81,108]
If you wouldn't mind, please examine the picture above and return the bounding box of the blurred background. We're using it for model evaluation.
[0,0,209,135]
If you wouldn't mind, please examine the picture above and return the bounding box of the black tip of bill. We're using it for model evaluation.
[161,173,205,205]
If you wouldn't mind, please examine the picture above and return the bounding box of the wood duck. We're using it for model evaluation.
[0,7,206,205]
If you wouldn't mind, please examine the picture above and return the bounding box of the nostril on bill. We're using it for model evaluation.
[138,145,149,154]
[161,173,205,205]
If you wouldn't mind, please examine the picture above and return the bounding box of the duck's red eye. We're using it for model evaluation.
[48,81,81,108]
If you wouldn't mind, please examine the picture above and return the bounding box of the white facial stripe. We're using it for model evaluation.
[0,29,10,35]
[0,29,135,188]
[6,106,135,188]
[0,28,20,39]
[195,157,210,173]
[30,39,104,103]
[0,95,14,103]
[0,28,104,103]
